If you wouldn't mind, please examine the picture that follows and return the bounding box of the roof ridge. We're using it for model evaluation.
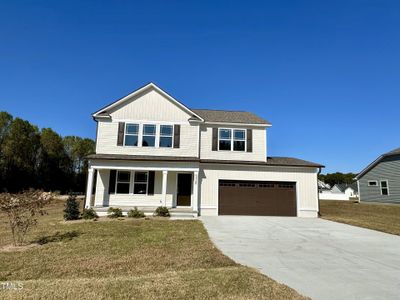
[191,108,248,113]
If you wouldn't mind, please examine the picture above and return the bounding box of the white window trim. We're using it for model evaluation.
[115,170,131,194]
[133,171,149,195]
[114,170,149,195]
[159,124,174,148]
[142,124,157,147]
[218,128,247,152]
[368,180,378,186]
[122,122,176,149]
[380,180,390,196]
[124,123,139,147]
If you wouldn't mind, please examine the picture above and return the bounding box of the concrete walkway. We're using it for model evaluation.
[201,216,400,300]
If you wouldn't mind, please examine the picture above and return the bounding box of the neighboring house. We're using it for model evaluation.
[331,183,358,198]
[355,147,400,204]
[318,180,331,193]
[85,83,324,217]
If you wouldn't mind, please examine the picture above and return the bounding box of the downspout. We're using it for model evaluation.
[317,167,322,217]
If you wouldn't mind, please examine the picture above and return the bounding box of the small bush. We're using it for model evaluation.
[64,195,80,221]
[107,207,123,218]
[154,206,170,217]
[128,207,145,218]
[81,208,98,220]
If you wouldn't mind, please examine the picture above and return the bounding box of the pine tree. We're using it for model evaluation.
[63,195,80,220]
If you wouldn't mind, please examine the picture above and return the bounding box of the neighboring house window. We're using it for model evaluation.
[233,129,246,151]
[368,181,378,186]
[124,123,139,146]
[142,124,156,147]
[218,128,246,151]
[160,125,173,148]
[380,180,389,195]
[116,171,130,194]
[134,172,148,194]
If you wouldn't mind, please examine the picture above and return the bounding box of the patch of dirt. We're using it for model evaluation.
[0,244,38,253]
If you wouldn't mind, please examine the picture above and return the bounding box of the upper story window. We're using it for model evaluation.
[142,124,156,147]
[218,128,246,151]
[368,180,378,186]
[124,124,139,146]
[219,129,231,150]
[380,180,389,195]
[160,125,173,148]
[233,129,246,151]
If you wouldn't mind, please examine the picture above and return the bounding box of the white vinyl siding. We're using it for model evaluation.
[108,88,193,122]
[200,124,267,161]
[95,169,177,207]
[199,164,319,217]
[96,121,199,157]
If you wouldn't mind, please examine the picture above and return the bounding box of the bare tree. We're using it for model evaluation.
[0,190,54,246]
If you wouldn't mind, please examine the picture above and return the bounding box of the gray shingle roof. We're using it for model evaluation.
[334,183,358,193]
[385,147,400,156]
[265,157,324,167]
[86,154,199,162]
[87,154,323,168]
[191,109,271,125]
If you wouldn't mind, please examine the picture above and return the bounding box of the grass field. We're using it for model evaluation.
[320,200,400,235]
[0,199,307,299]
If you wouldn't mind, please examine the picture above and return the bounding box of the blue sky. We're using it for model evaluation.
[1,1,399,173]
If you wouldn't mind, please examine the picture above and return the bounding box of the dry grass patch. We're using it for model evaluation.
[320,200,400,235]
[0,199,307,299]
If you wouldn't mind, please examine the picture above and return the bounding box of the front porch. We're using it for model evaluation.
[93,206,197,218]
[85,160,200,216]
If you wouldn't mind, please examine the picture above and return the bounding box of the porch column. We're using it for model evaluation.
[192,171,199,213]
[85,167,95,208]
[162,170,168,206]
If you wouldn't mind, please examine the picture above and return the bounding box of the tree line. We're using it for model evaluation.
[0,111,95,193]
[318,172,357,188]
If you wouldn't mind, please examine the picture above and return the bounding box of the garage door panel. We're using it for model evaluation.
[219,180,296,216]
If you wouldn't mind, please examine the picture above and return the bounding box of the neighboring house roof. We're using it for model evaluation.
[333,183,358,193]
[191,109,271,125]
[87,154,324,168]
[92,82,270,126]
[318,180,331,189]
[355,147,400,180]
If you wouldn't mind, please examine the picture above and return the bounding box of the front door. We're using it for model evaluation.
[177,173,192,206]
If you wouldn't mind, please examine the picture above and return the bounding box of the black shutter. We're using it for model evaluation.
[148,171,155,195]
[246,129,253,152]
[173,125,180,148]
[117,122,125,146]
[212,128,218,151]
[109,170,116,194]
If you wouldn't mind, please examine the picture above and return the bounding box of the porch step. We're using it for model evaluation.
[93,206,197,219]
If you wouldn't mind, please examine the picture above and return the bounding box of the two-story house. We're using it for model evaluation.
[85,83,323,217]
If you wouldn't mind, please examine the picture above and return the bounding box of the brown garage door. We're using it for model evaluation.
[219,180,297,216]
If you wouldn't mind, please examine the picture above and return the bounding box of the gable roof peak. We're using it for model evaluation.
[92,82,204,121]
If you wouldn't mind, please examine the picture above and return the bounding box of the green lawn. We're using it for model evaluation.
[0,200,307,299]
[320,200,400,235]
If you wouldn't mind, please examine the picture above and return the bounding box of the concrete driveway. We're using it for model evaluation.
[201,216,400,300]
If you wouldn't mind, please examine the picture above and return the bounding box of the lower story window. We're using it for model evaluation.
[134,171,148,194]
[380,180,389,195]
[116,171,130,194]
